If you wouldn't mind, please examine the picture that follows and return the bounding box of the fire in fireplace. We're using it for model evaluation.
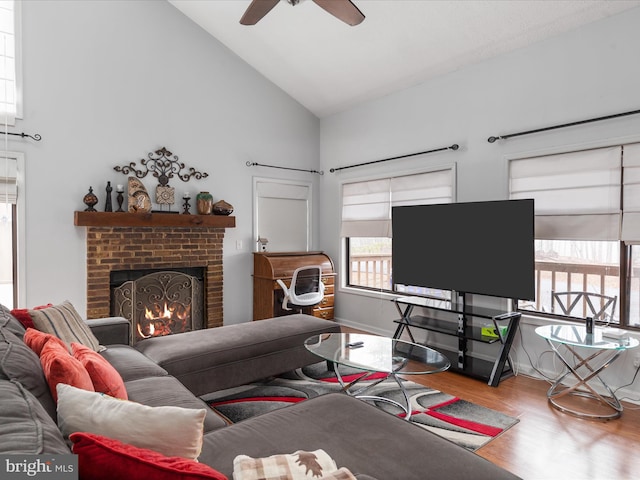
[110,268,205,344]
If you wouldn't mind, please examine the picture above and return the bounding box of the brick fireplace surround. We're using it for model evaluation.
[75,212,235,329]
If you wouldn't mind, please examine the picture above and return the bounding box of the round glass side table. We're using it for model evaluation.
[535,324,639,419]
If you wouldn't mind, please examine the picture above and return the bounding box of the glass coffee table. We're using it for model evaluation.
[304,333,450,420]
[535,324,639,419]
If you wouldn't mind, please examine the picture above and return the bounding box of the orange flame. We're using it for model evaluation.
[137,302,191,341]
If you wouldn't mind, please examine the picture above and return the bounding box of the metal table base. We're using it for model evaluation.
[332,358,414,420]
[543,339,625,420]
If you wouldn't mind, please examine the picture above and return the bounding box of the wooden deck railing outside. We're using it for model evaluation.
[349,254,634,322]
[349,254,393,290]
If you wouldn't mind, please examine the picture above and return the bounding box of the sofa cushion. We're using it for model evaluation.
[11,304,53,330]
[70,432,228,480]
[40,341,94,402]
[24,327,69,355]
[0,378,70,454]
[135,315,341,396]
[72,342,127,399]
[57,384,207,460]
[0,327,57,419]
[29,300,103,352]
[199,393,521,480]
[124,376,227,433]
[99,344,168,381]
[0,303,27,338]
[9,308,36,329]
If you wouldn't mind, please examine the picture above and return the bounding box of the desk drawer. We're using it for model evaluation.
[319,294,334,308]
[312,306,334,321]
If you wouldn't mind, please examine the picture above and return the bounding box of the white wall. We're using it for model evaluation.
[319,7,640,400]
[14,0,319,324]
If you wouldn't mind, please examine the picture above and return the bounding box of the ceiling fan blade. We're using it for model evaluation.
[312,0,365,26]
[240,0,281,25]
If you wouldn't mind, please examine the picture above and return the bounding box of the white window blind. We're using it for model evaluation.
[341,167,454,238]
[0,1,15,124]
[341,177,391,237]
[509,146,622,240]
[622,143,640,243]
[0,155,17,204]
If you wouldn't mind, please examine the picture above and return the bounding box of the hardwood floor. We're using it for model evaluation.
[409,371,640,480]
[341,327,640,479]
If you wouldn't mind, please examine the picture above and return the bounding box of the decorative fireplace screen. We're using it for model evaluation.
[111,270,204,344]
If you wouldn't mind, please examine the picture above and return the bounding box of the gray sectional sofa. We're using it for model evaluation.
[0,304,521,479]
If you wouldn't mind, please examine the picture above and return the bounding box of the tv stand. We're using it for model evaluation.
[392,295,521,387]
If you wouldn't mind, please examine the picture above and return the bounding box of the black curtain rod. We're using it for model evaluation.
[487,108,640,143]
[0,131,42,141]
[245,161,324,175]
[330,144,459,173]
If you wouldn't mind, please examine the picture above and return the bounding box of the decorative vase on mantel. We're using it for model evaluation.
[213,199,234,216]
[83,187,98,212]
[196,191,213,215]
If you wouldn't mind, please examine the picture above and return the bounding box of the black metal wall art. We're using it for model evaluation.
[114,147,208,184]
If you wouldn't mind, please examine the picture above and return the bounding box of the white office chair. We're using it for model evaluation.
[277,265,325,311]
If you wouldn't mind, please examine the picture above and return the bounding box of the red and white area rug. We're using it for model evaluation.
[203,362,519,451]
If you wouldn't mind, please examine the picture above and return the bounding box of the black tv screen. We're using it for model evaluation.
[392,199,535,300]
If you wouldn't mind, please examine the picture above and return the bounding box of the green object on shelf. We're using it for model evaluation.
[481,325,508,338]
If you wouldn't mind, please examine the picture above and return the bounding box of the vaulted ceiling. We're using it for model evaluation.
[169,0,640,118]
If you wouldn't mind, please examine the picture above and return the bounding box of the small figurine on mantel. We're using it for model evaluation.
[104,181,113,212]
[83,187,98,212]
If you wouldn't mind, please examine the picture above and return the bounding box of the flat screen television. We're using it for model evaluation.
[391,199,535,301]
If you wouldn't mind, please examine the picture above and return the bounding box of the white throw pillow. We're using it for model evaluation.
[56,383,206,460]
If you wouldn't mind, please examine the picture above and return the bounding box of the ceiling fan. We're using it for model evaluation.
[240,0,365,26]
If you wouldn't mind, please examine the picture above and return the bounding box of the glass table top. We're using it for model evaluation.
[535,325,639,350]
[304,333,450,375]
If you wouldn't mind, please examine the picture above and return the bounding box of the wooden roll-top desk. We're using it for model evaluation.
[253,251,335,321]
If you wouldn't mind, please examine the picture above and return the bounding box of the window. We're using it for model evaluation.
[0,154,16,307]
[509,143,640,329]
[341,167,455,293]
[0,0,17,123]
[0,0,19,308]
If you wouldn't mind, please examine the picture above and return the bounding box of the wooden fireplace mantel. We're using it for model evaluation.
[74,211,236,228]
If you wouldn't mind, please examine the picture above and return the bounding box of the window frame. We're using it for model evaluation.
[0,150,24,308]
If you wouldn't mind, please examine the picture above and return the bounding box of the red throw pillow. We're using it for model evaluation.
[71,342,128,400]
[11,304,53,329]
[39,341,94,402]
[70,432,228,480]
[24,327,69,355]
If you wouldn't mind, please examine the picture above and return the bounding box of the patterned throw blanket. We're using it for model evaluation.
[233,449,356,480]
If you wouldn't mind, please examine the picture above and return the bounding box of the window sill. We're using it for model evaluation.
[339,285,399,301]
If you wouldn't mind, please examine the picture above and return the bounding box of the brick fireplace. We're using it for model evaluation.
[75,212,235,330]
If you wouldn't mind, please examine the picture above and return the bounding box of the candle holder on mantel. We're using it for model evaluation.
[182,193,191,214]
[115,184,125,212]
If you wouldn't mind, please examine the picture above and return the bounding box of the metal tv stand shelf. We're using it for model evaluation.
[392,295,521,387]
